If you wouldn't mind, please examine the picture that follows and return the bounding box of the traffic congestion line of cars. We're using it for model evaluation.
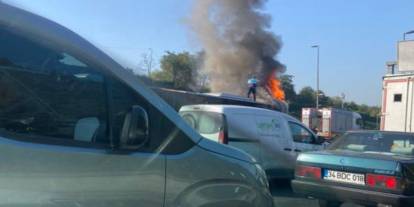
[2,2,414,207]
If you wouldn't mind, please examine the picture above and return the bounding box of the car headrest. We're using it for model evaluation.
[74,117,99,142]
[390,146,414,155]
[345,144,366,152]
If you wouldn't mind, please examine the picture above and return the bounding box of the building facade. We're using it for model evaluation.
[381,40,414,132]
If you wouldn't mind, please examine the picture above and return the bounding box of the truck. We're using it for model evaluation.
[302,108,362,139]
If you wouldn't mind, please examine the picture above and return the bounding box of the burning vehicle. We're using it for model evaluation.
[188,0,287,107]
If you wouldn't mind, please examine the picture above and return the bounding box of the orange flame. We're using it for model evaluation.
[266,74,285,101]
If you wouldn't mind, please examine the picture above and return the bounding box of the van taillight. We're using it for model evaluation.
[295,165,321,179]
[218,129,227,144]
[366,174,398,190]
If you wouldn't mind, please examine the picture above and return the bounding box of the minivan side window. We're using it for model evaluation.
[0,28,108,146]
[288,122,315,144]
[0,28,194,153]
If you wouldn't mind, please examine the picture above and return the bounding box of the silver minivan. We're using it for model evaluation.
[0,3,273,207]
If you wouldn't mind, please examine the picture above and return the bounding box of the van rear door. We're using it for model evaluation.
[226,113,262,163]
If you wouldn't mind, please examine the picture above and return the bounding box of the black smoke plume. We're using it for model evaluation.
[188,0,285,96]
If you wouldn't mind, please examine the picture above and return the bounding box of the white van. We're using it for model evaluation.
[179,105,325,179]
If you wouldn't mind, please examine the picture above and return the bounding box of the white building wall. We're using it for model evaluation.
[381,75,414,132]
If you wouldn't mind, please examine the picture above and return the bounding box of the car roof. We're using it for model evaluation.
[180,104,276,113]
[180,104,302,123]
[346,130,414,136]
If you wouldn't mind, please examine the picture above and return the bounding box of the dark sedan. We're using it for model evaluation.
[292,131,414,207]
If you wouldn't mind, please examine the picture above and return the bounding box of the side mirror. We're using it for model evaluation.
[120,105,149,150]
[314,135,326,145]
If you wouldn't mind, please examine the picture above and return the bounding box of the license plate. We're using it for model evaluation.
[323,169,365,185]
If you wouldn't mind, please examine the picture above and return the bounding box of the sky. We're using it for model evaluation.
[5,0,414,106]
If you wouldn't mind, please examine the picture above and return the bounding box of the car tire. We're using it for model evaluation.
[318,199,342,207]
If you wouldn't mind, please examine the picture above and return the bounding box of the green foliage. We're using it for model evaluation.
[280,75,300,117]
[296,86,316,108]
[280,75,296,102]
[151,51,197,91]
[327,96,343,108]
[150,70,172,82]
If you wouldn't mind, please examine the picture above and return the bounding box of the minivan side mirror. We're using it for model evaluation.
[314,135,326,145]
[120,105,149,150]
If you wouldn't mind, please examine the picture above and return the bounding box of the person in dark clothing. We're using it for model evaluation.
[247,76,258,101]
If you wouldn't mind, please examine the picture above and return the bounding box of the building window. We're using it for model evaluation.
[394,94,402,102]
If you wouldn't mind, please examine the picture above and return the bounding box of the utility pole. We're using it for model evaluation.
[147,48,153,77]
[312,45,320,109]
[341,93,346,109]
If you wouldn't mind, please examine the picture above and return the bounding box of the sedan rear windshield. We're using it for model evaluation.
[329,132,414,157]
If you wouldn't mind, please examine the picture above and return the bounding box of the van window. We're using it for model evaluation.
[0,28,108,145]
[198,112,223,134]
[179,111,224,140]
[288,122,315,144]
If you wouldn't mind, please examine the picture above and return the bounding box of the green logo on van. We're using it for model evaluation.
[256,119,281,132]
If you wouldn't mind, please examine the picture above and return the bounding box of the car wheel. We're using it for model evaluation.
[318,199,342,207]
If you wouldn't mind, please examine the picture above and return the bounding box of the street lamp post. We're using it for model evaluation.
[312,45,320,109]
[403,30,414,40]
[147,48,153,76]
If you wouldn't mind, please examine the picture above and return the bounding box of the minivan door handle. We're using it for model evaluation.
[283,148,292,151]
[294,149,302,152]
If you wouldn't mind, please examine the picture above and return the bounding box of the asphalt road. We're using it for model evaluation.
[270,180,363,207]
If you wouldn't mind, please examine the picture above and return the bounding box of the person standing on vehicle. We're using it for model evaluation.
[247,76,258,101]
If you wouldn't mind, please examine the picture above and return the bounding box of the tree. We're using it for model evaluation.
[151,51,196,90]
[150,70,172,83]
[297,86,316,108]
[280,74,296,102]
[280,74,300,117]
[318,91,331,108]
[328,96,344,108]
[344,101,359,111]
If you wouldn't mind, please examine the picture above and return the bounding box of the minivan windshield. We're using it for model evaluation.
[328,132,414,157]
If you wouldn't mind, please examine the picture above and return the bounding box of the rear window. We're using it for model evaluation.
[179,111,224,135]
[329,132,414,157]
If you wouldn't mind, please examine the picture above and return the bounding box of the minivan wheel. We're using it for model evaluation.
[318,199,342,207]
